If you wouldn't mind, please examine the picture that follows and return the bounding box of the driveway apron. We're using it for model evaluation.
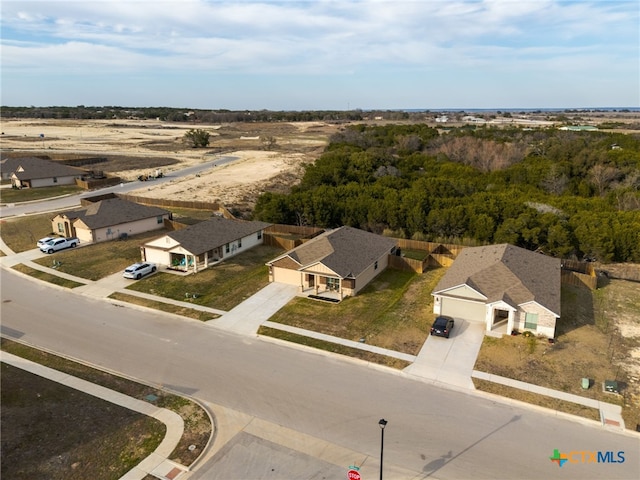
[404,319,485,389]
[211,283,298,335]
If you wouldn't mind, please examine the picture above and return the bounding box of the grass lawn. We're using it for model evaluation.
[0,184,83,204]
[0,212,67,253]
[265,267,447,356]
[109,292,220,322]
[125,245,284,311]
[12,264,86,288]
[0,338,212,469]
[32,230,169,281]
[259,326,411,369]
[1,363,165,480]
[474,281,640,430]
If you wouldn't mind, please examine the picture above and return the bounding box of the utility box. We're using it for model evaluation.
[581,378,590,389]
[604,380,619,394]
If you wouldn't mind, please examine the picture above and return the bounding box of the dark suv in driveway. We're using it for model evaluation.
[430,316,455,338]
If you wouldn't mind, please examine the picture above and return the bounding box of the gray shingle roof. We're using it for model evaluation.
[166,216,272,255]
[433,244,561,315]
[272,226,397,278]
[65,198,169,229]
[9,157,86,180]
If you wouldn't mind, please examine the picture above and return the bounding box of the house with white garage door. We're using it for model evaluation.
[142,216,271,273]
[432,243,561,338]
[266,226,398,301]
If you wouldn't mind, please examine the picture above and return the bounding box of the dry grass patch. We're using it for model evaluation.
[473,378,601,422]
[266,267,447,355]
[11,264,85,288]
[258,326,411,369]
[1,212,65,253]
[108,292,219,322]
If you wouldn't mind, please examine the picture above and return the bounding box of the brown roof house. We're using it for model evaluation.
[431,244,561,338]
[9,157,86,188]
[51,198,171,243]
[266,226,398,301]
[142,216,271,273]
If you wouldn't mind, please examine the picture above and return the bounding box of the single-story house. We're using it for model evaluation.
[51,198,171,243]
[432,243,561,337]
[142,216,271,273]
[266,226,398,300]
[0,157,34,180]
[9,157,86,188]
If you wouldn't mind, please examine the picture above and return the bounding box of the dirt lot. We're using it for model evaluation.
[1,119,338,211]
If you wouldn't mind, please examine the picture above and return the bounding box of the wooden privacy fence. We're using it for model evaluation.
[561,259,597,290]
[116,193,222,212]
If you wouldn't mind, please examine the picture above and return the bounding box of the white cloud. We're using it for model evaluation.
[1,0,638,108]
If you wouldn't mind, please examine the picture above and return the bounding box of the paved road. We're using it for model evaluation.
[0,155,237,218]
[1,269,638,479]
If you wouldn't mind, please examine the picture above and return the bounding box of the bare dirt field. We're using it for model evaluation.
[1,119,338,211]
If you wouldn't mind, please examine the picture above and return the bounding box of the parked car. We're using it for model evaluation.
[37,237,55,249]
[40,237,79,254]
[430,316,455,338]
[123,262,157,280]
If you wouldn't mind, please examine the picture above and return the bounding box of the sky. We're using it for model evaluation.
[1,0,638,110]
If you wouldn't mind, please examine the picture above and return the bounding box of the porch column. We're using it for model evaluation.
[507,311,515,335]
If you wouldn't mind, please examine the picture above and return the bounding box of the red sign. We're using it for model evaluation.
[347,469,361,480]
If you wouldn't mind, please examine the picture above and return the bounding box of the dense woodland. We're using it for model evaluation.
[253,124,640,263]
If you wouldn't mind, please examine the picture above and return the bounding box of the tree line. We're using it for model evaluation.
[253,124,640,263]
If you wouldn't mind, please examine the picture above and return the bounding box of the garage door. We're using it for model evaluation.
[441,297,486,323]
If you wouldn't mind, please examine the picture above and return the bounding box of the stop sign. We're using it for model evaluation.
[347,469,361,480]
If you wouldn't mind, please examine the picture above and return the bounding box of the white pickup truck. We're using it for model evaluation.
[39,237,79,254]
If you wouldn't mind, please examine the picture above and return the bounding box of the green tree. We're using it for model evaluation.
[183,128,211,148]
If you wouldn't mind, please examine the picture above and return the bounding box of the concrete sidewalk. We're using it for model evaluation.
[0,351,189,480]
[472,370,626,430]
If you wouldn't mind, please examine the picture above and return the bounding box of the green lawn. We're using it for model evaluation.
[0,184,83,204]
[266,267,447,355]
[33,230,168,281]
[0,212,65,253]
[126,245,284,311]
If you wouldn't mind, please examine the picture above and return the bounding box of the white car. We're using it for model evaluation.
[37,237,55,249]
[123,262,157,279]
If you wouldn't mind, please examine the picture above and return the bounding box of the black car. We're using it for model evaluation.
[430,316,455,338]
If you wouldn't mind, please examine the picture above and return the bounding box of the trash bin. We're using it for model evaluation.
[581,378,590,389]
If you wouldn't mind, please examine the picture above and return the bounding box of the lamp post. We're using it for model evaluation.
[378,418,387,480]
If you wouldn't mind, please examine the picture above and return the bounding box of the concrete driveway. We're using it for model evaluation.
[404,319,485,389]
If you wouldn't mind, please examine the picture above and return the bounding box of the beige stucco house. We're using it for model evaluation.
[266,226,398,300]
[142,216,271,273]
[51,198,171,243]
[432,244,561,337]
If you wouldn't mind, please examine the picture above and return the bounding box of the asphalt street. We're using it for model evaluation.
[0,154,238,218]
[1,269,638,480]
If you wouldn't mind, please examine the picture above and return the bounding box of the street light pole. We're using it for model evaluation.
[378,418,387,480]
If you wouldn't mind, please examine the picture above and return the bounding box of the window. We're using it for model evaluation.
[238,238,242,248]
[57,222,64,233]
[326,277,340,291]
[257,231,262,240]
[53,177,58,183]
[524,313,539,330]
[157,215,163,224]
[225,243,230,253]
[374,260,378,270]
